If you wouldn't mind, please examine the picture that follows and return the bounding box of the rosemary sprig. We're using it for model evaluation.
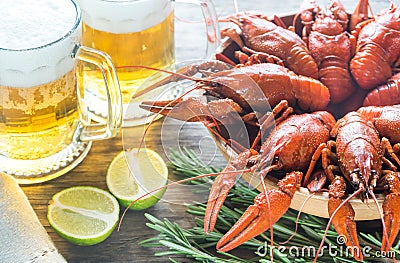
[140,147,399,262]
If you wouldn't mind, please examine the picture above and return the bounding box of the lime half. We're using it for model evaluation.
[47,186,119,246]
[106,148,168,210]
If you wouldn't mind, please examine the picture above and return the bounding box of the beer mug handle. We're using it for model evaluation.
[72,44,123,141]
[175,0,220,58]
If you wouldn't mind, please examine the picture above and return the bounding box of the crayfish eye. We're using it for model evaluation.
[208,81,219,87]
[248,159,257,167]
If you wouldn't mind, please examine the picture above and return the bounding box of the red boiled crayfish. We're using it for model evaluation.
[131,0,400,260]
[297,0,357,103]
[350,3,400,90]
[220,11,319,79]
[215,107,335,252]
[141,74,336,251]
[139,61,330,125]
[319,111,400,261]
[141,92,335,251]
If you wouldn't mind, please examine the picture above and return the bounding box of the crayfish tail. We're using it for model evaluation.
[350,44,392,90]
[318,62,356,104]
[363,72,400,107]
[291,74,330,111]
[286,45,319,79]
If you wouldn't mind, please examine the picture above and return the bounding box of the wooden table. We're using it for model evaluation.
[20,0,392,262]
[22,119,225,262]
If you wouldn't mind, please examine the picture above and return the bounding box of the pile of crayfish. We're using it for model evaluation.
[136,0,400,261]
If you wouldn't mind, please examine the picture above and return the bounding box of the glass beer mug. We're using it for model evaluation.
[76,0,219,126]
[0,0,122,184]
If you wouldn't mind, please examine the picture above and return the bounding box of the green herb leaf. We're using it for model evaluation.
[140,147,395,262]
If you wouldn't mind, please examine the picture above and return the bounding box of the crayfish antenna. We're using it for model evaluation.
[135,61,235,151]
[137,83,202,151]
[280,192,315,245]
[130,65,202,99]
[132,61,231,98]
[117,167,252,231]
[228,138,248,154]
[130,63,206,152]
[281,169,327,245]
[369,189,391,254]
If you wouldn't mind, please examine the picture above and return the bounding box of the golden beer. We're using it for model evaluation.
[0,70,78,160]
[0,0,121,183]
[76,0,175,126]
[80,10,175,104]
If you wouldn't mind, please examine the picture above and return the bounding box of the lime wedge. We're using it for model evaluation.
[47,186,119,246]
[106,148,168,210]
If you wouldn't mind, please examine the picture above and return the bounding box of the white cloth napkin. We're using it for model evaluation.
[0,173,67,263]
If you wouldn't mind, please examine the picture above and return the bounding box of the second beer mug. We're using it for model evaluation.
[77,0,219,126]
[0,0,122,184]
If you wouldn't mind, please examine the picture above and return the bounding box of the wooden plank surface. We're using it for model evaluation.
[19,0,392,262]
[22,119,224,262]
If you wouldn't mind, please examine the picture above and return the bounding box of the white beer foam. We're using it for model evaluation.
[77,0,173,34]
[0,0,80,87]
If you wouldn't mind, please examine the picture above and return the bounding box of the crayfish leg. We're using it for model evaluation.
[350,0,372,31]
[381,137,400,167]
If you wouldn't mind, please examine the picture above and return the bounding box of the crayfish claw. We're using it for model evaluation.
[328,177,363,261]
[140,97,208,122]
[205,150,255,234]
[216,190,291,252]
[216,171,300,252]
[204,173,237,234]
[381,172,400,252]
[216,202,262,252]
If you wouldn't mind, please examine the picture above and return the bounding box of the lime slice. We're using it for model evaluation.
[106,148,168,210]
[47,186,119,246]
